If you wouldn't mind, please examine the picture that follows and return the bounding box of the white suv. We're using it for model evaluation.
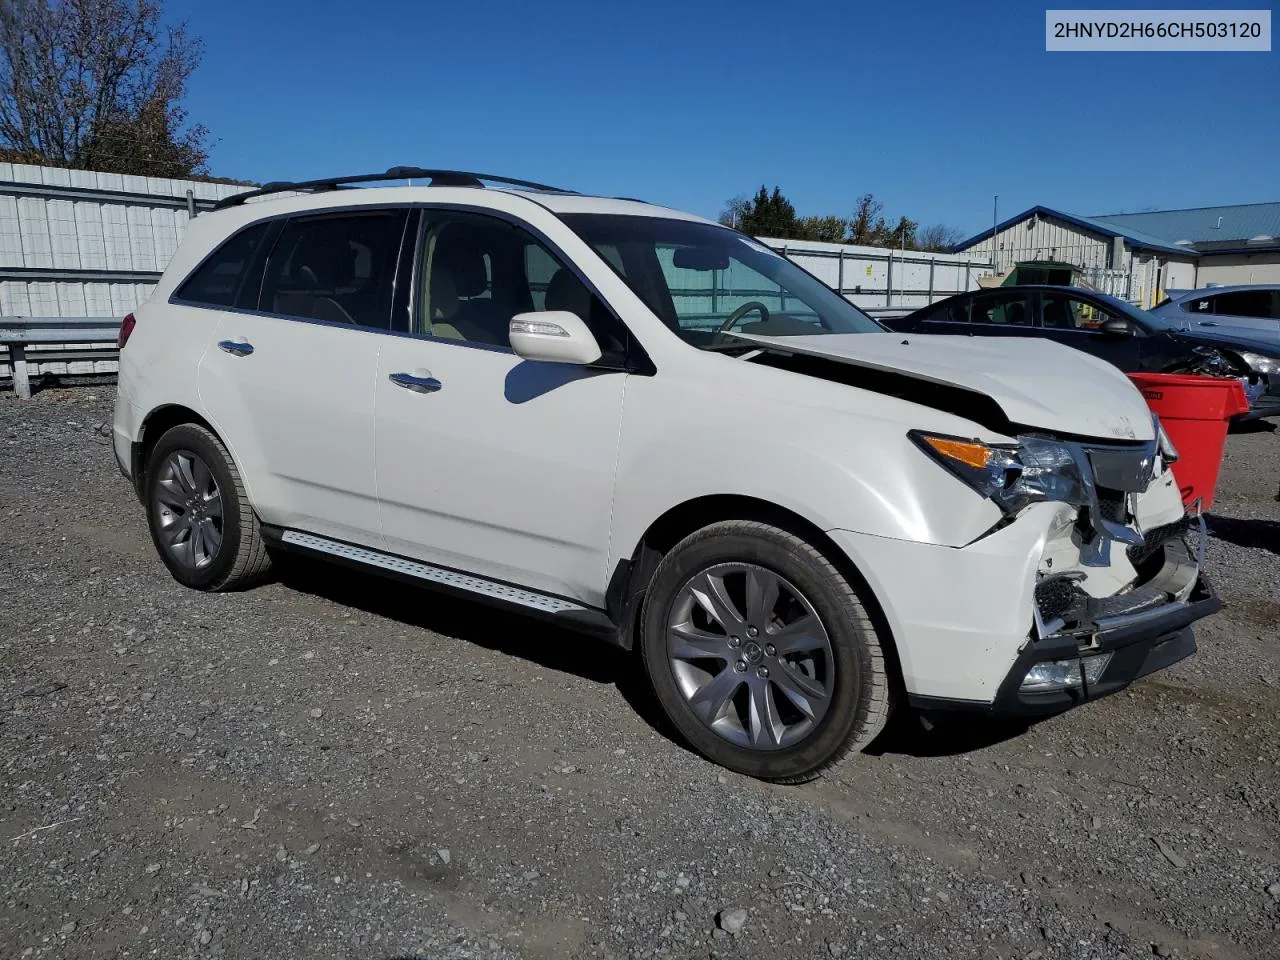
[112,167,1220,781]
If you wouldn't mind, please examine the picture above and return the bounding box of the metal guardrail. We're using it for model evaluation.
[0,316,120,399]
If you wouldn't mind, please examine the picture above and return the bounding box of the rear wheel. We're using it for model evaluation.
[144,423,272,591]
[640,520,892,782]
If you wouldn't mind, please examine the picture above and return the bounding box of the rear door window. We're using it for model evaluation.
[914,298,969,324]
[970,293,1032,327]
[175,221,274,308]
[258,210,409,330]
[1207,289,1273,318]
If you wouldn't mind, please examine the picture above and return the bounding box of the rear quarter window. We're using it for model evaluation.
[175,221,274,307]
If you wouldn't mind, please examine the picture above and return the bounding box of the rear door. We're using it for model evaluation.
[196,208,410,545]
[965,290,1041,340]
[902,295,970,334]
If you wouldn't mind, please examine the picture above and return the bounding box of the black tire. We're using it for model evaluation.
[640,520,891,783]
[143,423,272,592]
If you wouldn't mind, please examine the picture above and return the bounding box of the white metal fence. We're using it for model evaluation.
[0,163,249,382]
[757,237,992,310]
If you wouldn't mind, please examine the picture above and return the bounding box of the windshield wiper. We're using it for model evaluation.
[699,340,759,355]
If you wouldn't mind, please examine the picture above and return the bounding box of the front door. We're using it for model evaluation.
[198,208,410,545]
[1035,291,1145,370]
[374,209,630,606]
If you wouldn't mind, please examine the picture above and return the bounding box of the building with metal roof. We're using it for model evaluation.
[955,201,1280,306]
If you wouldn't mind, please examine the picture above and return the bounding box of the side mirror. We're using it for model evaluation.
[509,311,602,365]
[1100,318,1133,337]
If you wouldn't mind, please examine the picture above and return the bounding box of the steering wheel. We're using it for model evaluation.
[713,301,771,342]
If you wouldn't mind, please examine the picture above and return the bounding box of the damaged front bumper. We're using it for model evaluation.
[914,515,1221,716]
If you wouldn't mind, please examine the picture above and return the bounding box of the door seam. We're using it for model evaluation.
[602,374,630,592]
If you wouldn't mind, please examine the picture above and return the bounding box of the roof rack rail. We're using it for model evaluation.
[213,167,576,210]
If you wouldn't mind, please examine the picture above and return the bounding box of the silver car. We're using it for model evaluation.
[1152,285,1280,336]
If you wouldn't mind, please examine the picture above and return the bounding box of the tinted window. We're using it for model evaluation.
[258,210,407,329]
[1209,290,1273,318]
[970,293,1032,326]
[176,221,272,307]
[915,298,968,324]
[417,211,625,356]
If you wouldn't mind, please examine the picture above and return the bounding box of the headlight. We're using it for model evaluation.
[911,432,1088,514]
[1237,351,1279,377]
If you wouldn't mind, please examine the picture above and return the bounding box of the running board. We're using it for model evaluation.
[277,530,616,632]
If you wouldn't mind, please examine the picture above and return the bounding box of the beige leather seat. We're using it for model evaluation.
[425,261,502,343]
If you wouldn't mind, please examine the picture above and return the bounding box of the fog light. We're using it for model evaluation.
[1020,652,1113,692]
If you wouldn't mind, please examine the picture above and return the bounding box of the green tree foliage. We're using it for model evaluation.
[795,215,847,243]
[0,0,210,177]
[718,186,798,237]
[722,186,944,250]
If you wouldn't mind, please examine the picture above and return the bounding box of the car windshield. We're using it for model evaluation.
[561,214,883,348]
[1092,291,1180,331]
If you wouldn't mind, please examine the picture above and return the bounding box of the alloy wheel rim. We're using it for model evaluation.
[153,450,224,570]
[666,562,834,750]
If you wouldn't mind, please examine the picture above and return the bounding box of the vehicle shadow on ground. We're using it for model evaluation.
[866,709,1035,758]
[275,556,682,742]
[275,556,1045,762]
[1228,418,1276,435]
[1206,514,1280,554]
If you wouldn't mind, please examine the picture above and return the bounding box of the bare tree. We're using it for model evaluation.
[917,223,965,253]
[0,0,208,176]
[718,195,751,229]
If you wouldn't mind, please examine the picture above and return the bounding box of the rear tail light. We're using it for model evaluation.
[118,313,136,349]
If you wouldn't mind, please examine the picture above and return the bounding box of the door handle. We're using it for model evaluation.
[218,339,254,357]
[389,371,442,394]
[1199,321,1219,327]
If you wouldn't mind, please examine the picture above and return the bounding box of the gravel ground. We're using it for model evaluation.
[2,387,1278,960]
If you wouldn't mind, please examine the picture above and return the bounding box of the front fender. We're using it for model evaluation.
[607,376,1005,576]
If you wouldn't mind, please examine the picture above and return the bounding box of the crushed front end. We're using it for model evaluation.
[834,417,1223,715]
[944,426,1220,713]
[1004,509,1218,713]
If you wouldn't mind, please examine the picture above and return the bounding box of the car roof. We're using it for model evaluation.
[937,285,1114,298]
[1165,284,1280,302]
[211,181,718,226]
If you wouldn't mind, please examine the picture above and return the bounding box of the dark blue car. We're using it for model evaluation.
[881,285,1280,420]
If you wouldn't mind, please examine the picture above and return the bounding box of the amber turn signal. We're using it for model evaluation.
[919,435,993,470]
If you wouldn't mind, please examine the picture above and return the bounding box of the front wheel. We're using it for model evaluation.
[144,423,273,591]
[640,521,892,782]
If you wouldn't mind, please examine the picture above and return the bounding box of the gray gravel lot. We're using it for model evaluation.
[2,387,1278,960]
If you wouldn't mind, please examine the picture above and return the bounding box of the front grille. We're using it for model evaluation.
[1086,445,1157,493]
[1128,516,1193,569]
[1095,489,1128,525]
[1035,575,1085,622]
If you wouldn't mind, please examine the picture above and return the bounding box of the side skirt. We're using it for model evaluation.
[262,526,623,643]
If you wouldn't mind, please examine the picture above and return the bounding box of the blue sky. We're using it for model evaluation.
[168,0,1277,236]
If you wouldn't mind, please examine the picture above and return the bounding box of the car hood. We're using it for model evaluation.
[736,332,1156,442]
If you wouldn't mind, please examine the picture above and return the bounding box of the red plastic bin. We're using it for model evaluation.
[1126,372,1249,511]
